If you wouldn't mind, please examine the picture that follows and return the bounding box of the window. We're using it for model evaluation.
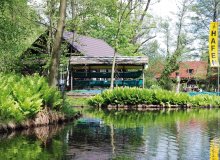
[187,69,194,74]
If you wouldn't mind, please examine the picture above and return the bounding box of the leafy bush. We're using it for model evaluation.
[88,94,104,107]
[60,98,77,118]
[0,73,64,122]
[89,87,220,108]
[189,95,220,107]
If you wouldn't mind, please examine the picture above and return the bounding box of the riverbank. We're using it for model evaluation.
[106,104,218,110]
[89,87,220,108]
[0,73,81,132]
[0,108,81,133]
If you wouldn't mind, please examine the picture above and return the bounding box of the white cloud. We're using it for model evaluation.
[150,0,178,18]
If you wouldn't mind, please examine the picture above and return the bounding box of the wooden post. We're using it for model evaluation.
[142,66,145,88]
[110,124,115,155]
[123,66,125,87]
[176,72,180,93]
[70,70,73,91]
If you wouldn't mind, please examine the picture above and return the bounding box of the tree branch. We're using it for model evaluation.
[133,35,156,54]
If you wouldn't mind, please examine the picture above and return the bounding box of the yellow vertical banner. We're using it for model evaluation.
[209,22,219,67]
[210,139,219,160]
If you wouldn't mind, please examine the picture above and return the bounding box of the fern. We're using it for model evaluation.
[0,73,67,122]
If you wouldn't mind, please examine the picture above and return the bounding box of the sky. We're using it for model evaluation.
[150,0,178,18]
[150,0,201,60]
[148,0,180,55]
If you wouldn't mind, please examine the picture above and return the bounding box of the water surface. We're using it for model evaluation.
[1,109,220,160]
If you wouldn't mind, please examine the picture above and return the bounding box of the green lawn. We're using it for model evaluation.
[68,97,90,107]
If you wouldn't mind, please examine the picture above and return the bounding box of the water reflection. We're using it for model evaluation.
[1,109,220,160]
[210,139,220,160]
[73,109,220,160]
[0,125,68,160]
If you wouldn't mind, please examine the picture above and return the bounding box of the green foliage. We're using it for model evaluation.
[0,74,64,122]
[158,1,193,89]
[0,135,67,160]
[158,77,174,90]
[60,98,77,118]
[0,0,43,72]
[89,87,220,108]
[68,97,90,107]
[190,95,220,107]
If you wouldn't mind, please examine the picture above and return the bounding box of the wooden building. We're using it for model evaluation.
[63,31,148,89]
[23,31,148,90]
[69,56,148,90]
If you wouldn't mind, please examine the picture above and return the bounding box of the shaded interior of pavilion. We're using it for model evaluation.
[67,56,148,90]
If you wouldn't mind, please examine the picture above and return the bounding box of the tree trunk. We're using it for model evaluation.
[48,0,67,87]
[110,1,132,89]
[110,49,117,89]
[47,0,56,56]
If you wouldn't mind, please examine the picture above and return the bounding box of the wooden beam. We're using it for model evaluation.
[72,65,144,70]
[70,70,73,91]
[70,56,148,65]
[142,67,145,88]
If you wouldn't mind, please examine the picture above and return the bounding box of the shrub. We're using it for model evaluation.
[0,73,65,122]
[89,87,220,108]
[88,94,104,107]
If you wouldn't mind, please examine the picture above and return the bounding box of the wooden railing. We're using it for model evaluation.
[72,79,143,87]
[72,71,142,78]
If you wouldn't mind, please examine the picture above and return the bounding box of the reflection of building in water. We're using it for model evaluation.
[210,139,219,160]
[143,118,210,159]
[64,111,220,159]
[65,122,145,160]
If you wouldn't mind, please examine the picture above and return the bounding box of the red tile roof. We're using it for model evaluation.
[170,61,208,79]
[63,31,118,57]
[151,61,208,80]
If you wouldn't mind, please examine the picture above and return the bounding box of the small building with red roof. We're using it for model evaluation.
[170,61,208,80]
[150,61,208,91]
[170,61,208,91]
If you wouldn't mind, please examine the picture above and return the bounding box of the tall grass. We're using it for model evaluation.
[0,73,69,122]
[88,87,220,107]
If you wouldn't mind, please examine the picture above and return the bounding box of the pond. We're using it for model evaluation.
[1,109,220,160]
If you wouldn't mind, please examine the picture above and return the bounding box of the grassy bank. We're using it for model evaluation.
[68,97,89,107]
[0,73,76,123]
[88,87,220,108]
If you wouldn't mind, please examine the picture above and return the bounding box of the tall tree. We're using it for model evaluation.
[0,0,42,72]
[160,19,171,57]
[159,0,193,90]
[110,0,132,89]
[48,0,67,86]
[46,0,56,56]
